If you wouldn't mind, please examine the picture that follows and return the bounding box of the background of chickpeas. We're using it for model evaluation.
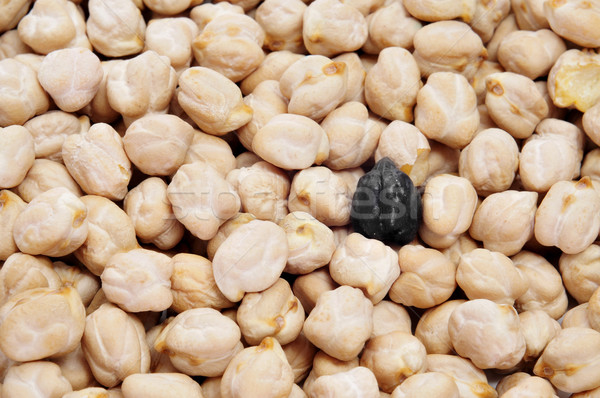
[1,0,600,397]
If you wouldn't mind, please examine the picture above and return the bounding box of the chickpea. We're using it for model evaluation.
[142,0,193,15]
[63,388,114,398]
[292,268,338,313]
[241,51,303,96]
[0,0,31,32]
[426,354,497,398]
[201,378,222,398]
[471,61,504,105]
[562,303,593,329]
[1,125,34,190]
[86,0,145,57]
[303,285,373,361]
[121,373,204,398]
[185,130,237,178]
[371,300,411,338]
[441,233,479,268]
[364,47,421,122]
[470,0,511,43]
[362,1,421,54]
[2,361,73,398]
[391,372,459,398]
[0,191,25,261]
[496,372,557,398]
[189,2,244,30]
[519,310,562,363]
[560,244,600,304]
[572,386,600,398]
[310,366,379,398]
[53,261,100,308]
[534,328,600,393]
[51,344,95,391]
[424,141,460,183]
[255,0,306,53]
[0,29,30,60]
[144,18,198,75]
[511,0,549,30]
[487,14,519,62]
[589,287,600,332]
[305,350,360,394]
[81,61,120,124]
[403,0,475,22]
[206,212,256,260]
[414,300,466,355]
[544,0,600,48]
[513,251,568,320]
[146,319,178,374]
[0,253,61,306]
[17,159,82,202]
[282,332,318,383]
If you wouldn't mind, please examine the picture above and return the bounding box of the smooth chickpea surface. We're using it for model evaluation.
[0,191,27,261]
[0,125,35,189]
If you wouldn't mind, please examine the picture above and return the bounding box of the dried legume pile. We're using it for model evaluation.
[1,0,600,397]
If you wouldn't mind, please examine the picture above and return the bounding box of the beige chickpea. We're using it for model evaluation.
[283,332,317,383]
[81,60,120,124]
[391,372,459,398]
[441,233,479,268]
[562,303,593,329]
[589,287,600,332]
[305,350,360,393]
[0,191,26,260]
[374,121,430,186]
[154,308,242,377]
[403,0,474,22]
[2,361,72,398]
[82,303,150,388]
[144,18,198,74]
[458,128,519,196]
[189,2,244,30]
[360,332,427,393]
[0,253,61,306]
[485,72,548,139]
[255,0,306,53]
[471,61,504,105]
[362,1,421,54]
[560,244,600,304]
[476,103,499,132]
[143,0,192,15]
[53,262,99,308]
[583,102,600,147]
[469,0,511,43]
[333,53,366,104]
[519,310,562,364]
[212,219,288,302]
[548,49,600,112]
[544,0,600,48]
[51,344,95,391]
[534,328,600,393]
[497,373,557,398]
[449,299,526,370]
[469,191,537,256]
[512,0,549,30]
[13,187,88,257]
[413,21,486,80]
[17,159,82,202]
[371,300,411,338]
[292,268,338,314]
[101,248,173,313]
[201,378,221,398]
[426,354,497,398]
[220,337,294,398]
[241,51,303,96]
[178,67,252,136]
[146,319,178,374]
[335,167,364,197]
[280,211,335,275]
[63,388,115,398]
[237,278,305,346]
[74,195,138,276]
[167,162,241,241]
[415,300,466,355]
[390,245,456,309]
[321,102,382,170]
[206,212,256,260]
[497,30,566,80]
[419,174,477,249]
[329,233,399,304]
[364,47,421,122]
[424,141,460,183]
[0,286,85,362]
[415,72,479,149]
[24,111,88,162]
[487,14,519,62]
[0,59,49,127]
[192,13,265,83]
[0,125,34,189]
[303,285,373,361]
[535,177,600,255]
[310,366,379,398]
[87,0,145,57]
[302,0,367,57]
[513,251,568,320]
[0,0,31,32]
[0,29,31,60]
[121,373,204,398]
[456,248,528,305]
[185,130,236,177]
[123,114,193,176]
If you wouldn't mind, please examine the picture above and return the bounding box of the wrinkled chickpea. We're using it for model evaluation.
[310,366,379,398]
[17,159,83,202]
[0,125,34,189]
[2,361,73,398]
[185,130,237,177]
[425,354,497,398]
[0,253,61,306]
[414,300,466,355]
[496,373,557,398]
[391,372,460,398]
[51,343,95,391]
[121,373,204,398]
[362,1,421,54]
[0,191,26,261]
[292,268,338,314]
[144,18,198,75]
[282,332,317,383]
[255,0,306,53]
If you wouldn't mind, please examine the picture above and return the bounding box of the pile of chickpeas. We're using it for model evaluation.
[1,0,600,397]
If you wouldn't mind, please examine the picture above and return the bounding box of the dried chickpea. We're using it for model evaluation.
[534,328,600,393]
[562,303,593,329]
[2,361,72,398]
[178,66,253,136]
[292,268,338,314]
[86,0,145,57]
[441,233,479,268]
[374,121,430,186]
[189,2,244,30]
[303,350,360,395]
[458,128,519,196]
[403,0,475,22]
[548,49,600,113]
[221,337,294,398]
[144,18,198,75]
[333,52,366,103]
[212,219,288,302]
[486,14,519,62]
[544,0,600,48]
[302,0,368,57]
[0,190,25,261]
[121,373,204,398]
[426,354,497,398]
[535,177,600,254]
[185,130,236,177]
[74,195,138,276]
[424,141,460,183]
[583,102,600,147]
[282,332,317,383]
[206,212,256,260]
[512,0,549,30]
[146,319,178,374]
[391,372,459,398]
[0,29,31,60]
[82,303,150,388]
[513,251,568,320]
[51,344,95,391]
[63,388,113,398]
[81,60,120,124]
[414,300,466,355]
[371,300,411,338]
[142,0,193,15]
[310,366,379,398]
[470,0,511,43]
[0,253,61,306]
[496,373,557,398]
[201,378,221,398]
[0,0,31,32]
[362,1,421,54]
[419,174,478,249]
[364,47,421,122]
[17,159,82,202]
[519,310,561,363]
[415,72,479,149]
[287,166,352,227]
[241,51,303,95]
[0,125,34,189]
[448,299,526,370]
[471,61,504,105]
[560,244,600,304]
[589,287,600,332]
[255,0,306,53]
[412,21,486,80]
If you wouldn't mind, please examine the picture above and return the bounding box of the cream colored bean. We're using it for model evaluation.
[206,212,256,260]
[519,310,562,364]
[144,18,198,74]
[424,141,460,183]
[583,102,600,147]
[280,211,335,275]
[362,1,421,54]
[449,299,526,370]
[535,177,600,254]
[81,60,120,124]
[548,49,600,112]
[321,102,381,170]
[184,130,236,177]
[82,303,150,388]
[544,0,600,48]
[334,52,366,103]
[146,319,178,374]
[53,262,99,308]
[189,2,244,30]
[302,0,367,57]
[0,125,34,189]
[2,361,72,398]
[335,167,364,197]
[241,51,303,96]
[0,29,31,61]
[282,332,317,383]
[512,0,549,30]
[513,251,568,320]
[374,120,430,186]
[371,300,411,338]
[51,344,94,391]
[589,287,600,332]
[560,244,600,304]
[308,350,360,391]
[470,0,511,43]
[212,219,288,302]
[419,174,477,249]
[292,268,338,314]
[497,373,557,398]
[86,0,145,57]
[255,0,306,53]
[0,0,31,32]
[413,21,486,80]
[487,14,518,62]
[17,159,82,202]
[310,366,379,398]
[0,253,60,306]
[13,187,87,257]
[0,191,26,261]
[426,354,497,398]
[142,0,192,15]
[63,388,114,398]
[391,372,459,398]
[121,373,204,398]
[403,0,475,22]
[414,300,466,355]
[74,195,138,276]
[534,328,600,393]
[441,233,479,268]
[471,61,504,105]
[562,303,593,329]
[458,128,519,196]
[364,47,420,122]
